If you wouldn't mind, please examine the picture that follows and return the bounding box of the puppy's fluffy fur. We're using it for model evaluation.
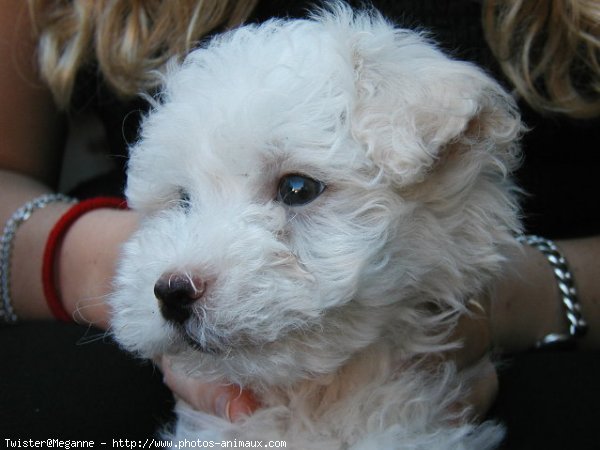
[110,3,522,449]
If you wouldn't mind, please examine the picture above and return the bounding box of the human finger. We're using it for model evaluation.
[452,355,499,422]
[159,355,260,421]
[446,298,491,371]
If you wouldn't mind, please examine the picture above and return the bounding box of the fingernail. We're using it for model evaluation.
[214,392,231,421]
[229,400,253,422]
[229,391,260,422]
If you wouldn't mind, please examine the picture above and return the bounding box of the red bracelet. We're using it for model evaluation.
[42,197,128,322]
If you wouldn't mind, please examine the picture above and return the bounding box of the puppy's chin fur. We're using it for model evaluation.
[110,2,521,448]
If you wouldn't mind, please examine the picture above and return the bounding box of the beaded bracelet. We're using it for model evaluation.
[42,197,127,322]
[517,235,588,349]
[0,194,77,324]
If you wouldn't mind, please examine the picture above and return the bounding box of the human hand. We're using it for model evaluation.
[445,300,498,421]
[59,208,139,328]
[412,297,497,423]
[159,355,260,422]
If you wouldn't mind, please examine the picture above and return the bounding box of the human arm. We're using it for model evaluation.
[0,1,138,328]
[492,235,600,353]
[437,235,600,421]
[0,1,255,420]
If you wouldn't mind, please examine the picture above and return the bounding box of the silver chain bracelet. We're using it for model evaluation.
[517,235,588,348]
[0,194,77,324]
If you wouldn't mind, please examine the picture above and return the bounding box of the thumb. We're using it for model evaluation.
[160,355,260,421]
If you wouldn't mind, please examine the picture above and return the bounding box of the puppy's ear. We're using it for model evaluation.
[349,25,521,187]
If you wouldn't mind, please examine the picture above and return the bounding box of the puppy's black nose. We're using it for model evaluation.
[154,273,206,324]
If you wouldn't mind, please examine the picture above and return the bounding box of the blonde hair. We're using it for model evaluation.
[28,0,258,109]
[29,0,600,117]
[483,0,600,118]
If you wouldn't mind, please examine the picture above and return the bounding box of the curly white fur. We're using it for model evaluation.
[110,3,522,449]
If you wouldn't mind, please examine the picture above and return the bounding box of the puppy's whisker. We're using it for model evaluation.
[286,212,299,224]
[72,293,115,328]
[76,328,113,346]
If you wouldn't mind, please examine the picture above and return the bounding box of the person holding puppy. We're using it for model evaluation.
[1,0,598,444]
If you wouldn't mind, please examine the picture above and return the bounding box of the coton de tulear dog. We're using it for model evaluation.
[110,3,522,449]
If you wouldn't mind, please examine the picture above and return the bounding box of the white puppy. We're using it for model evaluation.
[110,3,522,449]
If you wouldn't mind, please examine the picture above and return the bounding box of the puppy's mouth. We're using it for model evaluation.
[180,330,224,355]
[172,318,282,357]
[168,322,227,355]
[173,318,262,356]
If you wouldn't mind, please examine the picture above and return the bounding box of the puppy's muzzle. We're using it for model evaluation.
[154,272,206,324]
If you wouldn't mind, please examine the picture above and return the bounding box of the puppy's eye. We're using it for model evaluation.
[178,188,191,212]
[276,174,326,206]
